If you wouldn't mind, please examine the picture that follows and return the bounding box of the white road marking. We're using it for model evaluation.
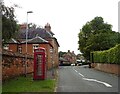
[83,78,112,87]
[73,68,77,72]
[73,68,84,77]
[78,73,84,77]
[74,69,78,73]
[72,67,112,88]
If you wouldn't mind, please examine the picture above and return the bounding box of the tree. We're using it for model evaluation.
[90,16,112,33]
[1,2,18,44]
[78,16,119,60]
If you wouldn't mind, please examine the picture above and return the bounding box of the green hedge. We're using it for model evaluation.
[91,44,120,64]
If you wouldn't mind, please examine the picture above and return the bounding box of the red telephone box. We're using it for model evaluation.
[33,47,46,80]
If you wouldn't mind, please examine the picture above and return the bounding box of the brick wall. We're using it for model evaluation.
[2,50,34,81]
[91,63,120,76]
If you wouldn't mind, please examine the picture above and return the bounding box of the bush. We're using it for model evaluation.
[91,44,120,64]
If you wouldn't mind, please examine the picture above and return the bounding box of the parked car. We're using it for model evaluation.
[76,63,82,66]
[71,63,75,66]
[76,59,84,66]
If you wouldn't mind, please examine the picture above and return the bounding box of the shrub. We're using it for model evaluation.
[91,44,120,64]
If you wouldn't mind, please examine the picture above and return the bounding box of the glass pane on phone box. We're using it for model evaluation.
[37,65,42,76]
[37,55,42,64]
[37,69,42,76]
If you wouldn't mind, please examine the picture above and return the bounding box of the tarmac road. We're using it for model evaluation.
[56,66,119,93]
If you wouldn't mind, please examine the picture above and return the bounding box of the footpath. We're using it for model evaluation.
[47,68,58,79]
[47,68,58,92]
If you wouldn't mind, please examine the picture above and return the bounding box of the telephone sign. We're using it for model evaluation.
[33,47,46,80]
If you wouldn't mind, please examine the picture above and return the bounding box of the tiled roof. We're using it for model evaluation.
[22,35,48,43]
[53,37,60,47]
[59,57,68,62]
[7,38,19,44]
[7,27,59,48]
[7,36,49,44]
[17,28,54,39]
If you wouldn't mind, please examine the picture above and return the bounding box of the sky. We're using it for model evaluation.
[4,0,119,55]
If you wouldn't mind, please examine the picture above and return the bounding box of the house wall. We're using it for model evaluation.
[49,39,59,68]
[22,43,53,70]
[21,44,33,54]
[39,44,52,70]
[9,44,18,52]
[63,51,76,64]
[8,44,33,54]
[54,41,59,67]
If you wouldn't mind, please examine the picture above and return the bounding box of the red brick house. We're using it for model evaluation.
[4,23,60,69]
[63,50,76,64]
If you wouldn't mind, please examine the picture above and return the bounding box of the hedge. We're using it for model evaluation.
[91,44,120,64]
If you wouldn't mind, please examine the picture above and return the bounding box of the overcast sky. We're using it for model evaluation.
[4,0,119,54]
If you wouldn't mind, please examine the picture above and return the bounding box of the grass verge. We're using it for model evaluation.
[2,75,56,93]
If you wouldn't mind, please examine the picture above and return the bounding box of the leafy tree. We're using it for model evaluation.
[90,17,112,33]
[78,16,119,60]
[1,2,19,44]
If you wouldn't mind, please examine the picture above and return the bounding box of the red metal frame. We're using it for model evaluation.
[33,47,46,80]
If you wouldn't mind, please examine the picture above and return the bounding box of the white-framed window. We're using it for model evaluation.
[3,44,9,50]
[18,46,22,53]
[50,47,53,53]
[33,44,39,53]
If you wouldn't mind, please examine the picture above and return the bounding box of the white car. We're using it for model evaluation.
[71,63,75,66]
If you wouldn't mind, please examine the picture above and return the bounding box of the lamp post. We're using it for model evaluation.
[25,11,33,77]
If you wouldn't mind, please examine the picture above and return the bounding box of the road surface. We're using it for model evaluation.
[56,66,119,93]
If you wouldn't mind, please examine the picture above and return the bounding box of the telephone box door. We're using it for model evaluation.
[33,48,46,80]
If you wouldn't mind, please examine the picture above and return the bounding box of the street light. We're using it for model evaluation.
[25,11,33,77]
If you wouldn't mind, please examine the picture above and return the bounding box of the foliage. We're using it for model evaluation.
[92,44,120,64]
[90,16,112,33]
[78,16,119,60]
[1,2,19,43]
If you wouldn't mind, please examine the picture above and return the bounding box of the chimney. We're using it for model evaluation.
[68,50,70,53]
[44,23,51,32]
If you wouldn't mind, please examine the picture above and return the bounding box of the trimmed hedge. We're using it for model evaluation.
[91,44,120,64]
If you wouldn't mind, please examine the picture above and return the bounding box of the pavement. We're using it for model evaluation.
[46,68,58,79]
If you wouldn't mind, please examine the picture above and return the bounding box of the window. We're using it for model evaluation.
[50,47,53,53]
[18,46,22,53]
[3,44,9,50]
[33,44,39,53]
